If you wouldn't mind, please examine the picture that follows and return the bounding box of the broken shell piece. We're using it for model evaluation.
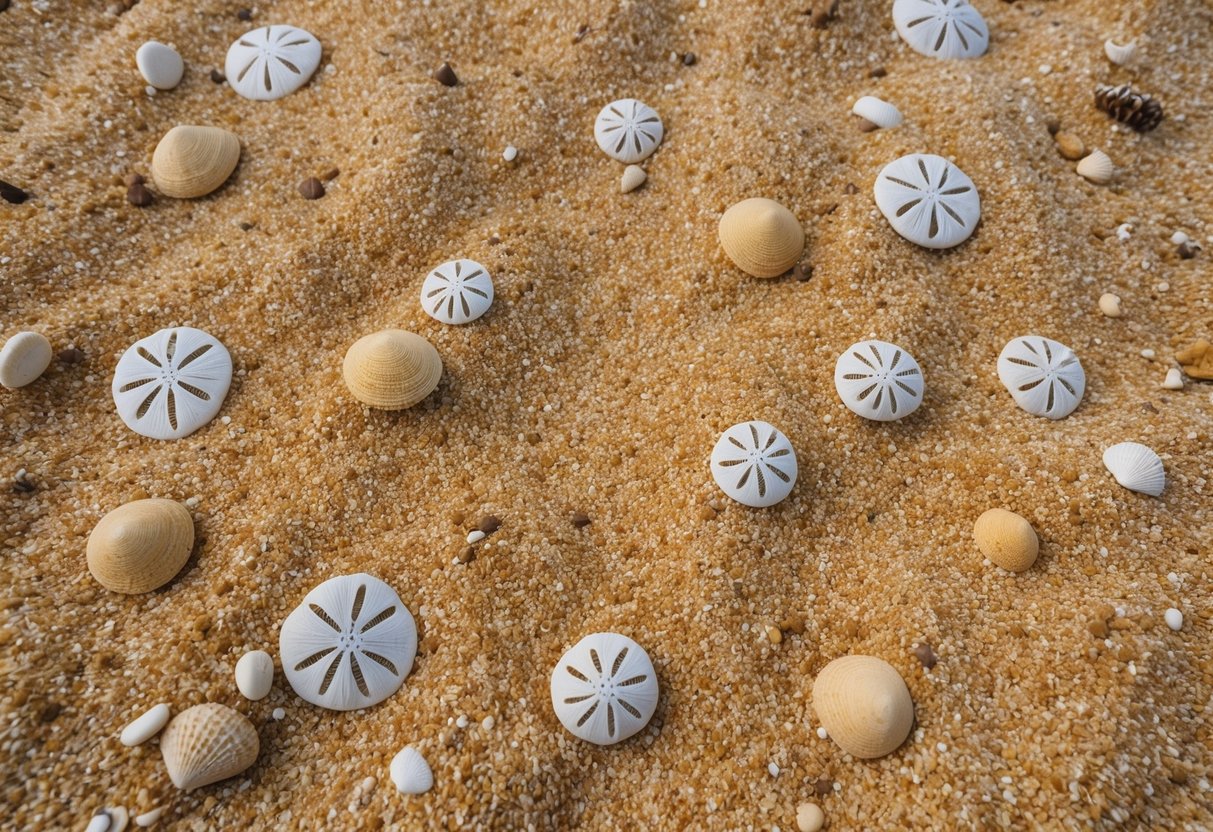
[1162,368,1184,390]
[342,329,442,410]
[0,331,52,389]
[833,340,924,422]
[718,198,804,278]
[235,650,274,701]
[812,655,914,759]
[892,0,989,60]
[86,499,194,594]
[420,259,494,325]
[390,746,433,794]
[851,96,902,129]
[873,154,980,249]
[161,703,259,791]
[1104,39,1136,66]
[1076,150,1114,184]
[225,25,322,101]
[136,41,184,90]
[620,164,647,193]
[120,703,171,746]
[710,421,798,507]
[550,632,659,745]
[1102,441,1165,496]
[86,808,129,832]
[973,508,1039,572]
[594,99,664,163]
[996,335,1085,419]
[134,807,165,827]
[151,126,241,198]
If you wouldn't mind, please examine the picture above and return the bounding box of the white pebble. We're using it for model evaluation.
[466,530,486,544]
[502,145,518,162]
[1163,368,1184,390]
[1165,608,1183,631]
[1098,293,1122,318]
[796,802,825,832]
[456,714,469,729]
[768,762,780,777]
[816,726,828,740]
[135,807,165,827]
[120,703,170,747]
[272,707,286,720]
[135,41,184,90]
[84,813,111,832]
[1116,223,1133,242]
[235,650,275,700]
[482,715,496,730]
[1171,231,1189,245]
[1141,349,1156,359]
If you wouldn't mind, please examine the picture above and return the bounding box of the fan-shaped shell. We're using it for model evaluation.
[851,96,903,129]
[973,508,1038,572]
[160,703,259,791]
[996,336,1085,419]
[550,632,659,746]
[1076,150,1114,184]
[390,746,433,795]
[1104,39,1136,66]
[151,126,240,199]
[710,421,798,507]
[342,330,442,410]
[420,259,494,325]
[86,499,194,594]
[833,340,924,422]
[892,0,989,60]
[812,655,914,759]
[594,99,664,164]
[235,650,274,701]
[279,573,417,711]
[225,25,322,101]
[1102,442,1165,497]
[718,198,805,278]
[874,154,980,249]
[0,331,52,389]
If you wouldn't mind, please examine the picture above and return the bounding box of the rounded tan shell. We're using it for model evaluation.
[86,499,194,594]
[342,329,442,410]
[718,198,804,278]
[973,508,1039,572]
[160,703,259,792]
[152,126,241,199]
[812,655,913,759]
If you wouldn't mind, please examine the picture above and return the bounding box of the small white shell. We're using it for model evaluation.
[134,807,165,827]
[120,703,171,747]
[1104,39,1136,66]
[1077,150,1114,184]
[710,421,798,508]
[235,650,274,701]
[873,154,980,250]
[550,632,659,745]
[594,99,664,164]
[834,340,924,421]
[893,0,989,60]
[1162,368,1184,390]
[996,336,1085,419]
[112,327,232,440]
[390,746,433,795]
[225,25,322,102]
[851,96,903,129]
[0,331,52,389]
[1102,442,1165,497]
[1164,608,1183,631]
[136,41,184,90]
[85,808,129,832]
[620,164,647,193]
[420,259,494,325]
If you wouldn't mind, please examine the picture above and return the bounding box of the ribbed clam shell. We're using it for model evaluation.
[996,335,1085,419]
[594,99,664,164]
[550,632,659,745]
[151,126,241,199]
[1104,39,1136,66]
[342,330,442,410]
[892,0,989,60]
[812,655,913,759]
[833,340,924,422]
[390,746,433,794]
[0,331,52,389]
[1102,442,1165,497]
[873,154,980,250]
[718,198,804,278]
[86,499,194,594]
[710,421,798,507]
[420,259,494,325]
[160,703,259,792]
[851,96,903,129]
[225,25,322,102]
[973,508,1038,572]
[1076,150,1114,184]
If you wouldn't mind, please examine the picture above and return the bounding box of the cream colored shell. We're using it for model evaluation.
[1076,150,1113,184]
[160,703,259,792]
[0,331,52,389]
[152,126,241,198]
[342,329,442,410]
[1104,39,1136,66]
[86,499,194,594]
[718,198,804,278]
[973,508,1039,572]
[812,655,913,759]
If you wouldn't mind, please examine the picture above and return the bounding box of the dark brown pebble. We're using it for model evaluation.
[682,52,697,66]
[1141,401,1158,414]
[1178,241,1200,259]
[238,221,255,231]
[322,168,340,181]
[0,0,10,12]
[298,177,325,200]
[1045,116,1061,135]
[58,347,85,364]
[14,476,35,494]
[571,512,591,528]
[843,182,858,195]
[210,69,226,84]
[236,8,252,20]
[124,173,144,187]
[126,182,153,207]
[476,515,501,534]
[487,236,501,245]
[1,179,29,204]
[815,777,833,796]
[39,702,62,722]
[912,642,938,669]
[869,66,887,78]
[807,0,838,28]
[456,546,475,564]
[433,62,459,87]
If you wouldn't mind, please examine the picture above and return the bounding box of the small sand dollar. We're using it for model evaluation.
[342,329,442,410]
[594,99,664,164]
[718,198,805,278]
[812,655,914,759]
[973,508,1039,572]
[710,421,798,508]
[550,632,659,745]
[225,24,322,101]
[892,0,989,61]
[874,154,980,249]
[420,259,494,325]
[834,340,924,421]
[112,326,232,439]
[996,336,1085,420]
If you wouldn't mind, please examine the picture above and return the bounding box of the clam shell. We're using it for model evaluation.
[594,99,664,164]
[851,96,903,129]
[0,331,52,389]
[86,499,194,594]
[1102,442,1165,497]
[120,703,171,747]
[342,329,442,410]
[225,25,322,101]
[874,153,980,249]
[812,655,913,759]
[390,746,433,795]
[973,508,1038,572]
[996,335,1085,419]
[135,41,184,90]
[160,703,259,791]
[151,126,241,199]
[550,632,659,745]
[420,259,494,325]
[1104,39,1136,66]
[718,198,804,278]
[235,650,274,701]
[710,421,798,508]
[833,340,924,422]
[1076,149,1114,184]
[892,0,989,60]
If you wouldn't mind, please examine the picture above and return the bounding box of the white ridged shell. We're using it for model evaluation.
[160,703,259,791]
[893,0,989,60]
[1077,150,1114,184]
[874,154,980,249]
[120,703,171,747]
[834,340,924,422]
[594,99,664,164]
[225,25,321,101]
[279,573,417,711]
[420,259,494,325]
[1102,442,1165,497]
[996,336,1085,419]
[851,96,903,129]
[710,421,798,508]
[235,650,274,701]
[1104,39,1136,66]
[112,327,232,440]
[550,632,659,745]
[390,746,433,795]
[0,331,52,389]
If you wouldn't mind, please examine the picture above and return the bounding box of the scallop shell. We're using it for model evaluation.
[120,703,171,747]
[550,632,659,746]
[420,259,494,325]
[873,154,980,249]
[594,99,664,164]
[86,499,194,594]
[1102,442,1165,497]
[279,573,417,711]
[225,25,322,101]
[710,421,798,507]
[973,508,1038,572]
[1104,39,1136,66]
[833,340,924,422]
[892,0,989,60]
[1076,150,1114,184]
[0,331,52,389]
[718,198,805,278]
[812,655,914,759]
[151,126,241,199]
[160,703,259,792]
[235,650,274,701]
[390,746,433,795]
[996,335,1085,419]
[342,329,441,410]
[851,96,903,129]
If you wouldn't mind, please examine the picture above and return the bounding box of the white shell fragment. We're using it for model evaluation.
[86,808,129,832]
[120,703,171,747]
[0,331,53,389]
[893,0,989,60]
[874,154,980,249]
[390,746,433,795]
[1077,150,1114,184]
[1102,442,1165,497]
[711,421,798,508]
[279,573,417,711]
[136,41,184,90]
[834,340,924,421]
[997,336,1085,419]
[420,259,494,325]
[1165,608,1183,631]
[225,25,322,102]
[621,164,647,193]
[235,650,275,701]
[1104,39,1136,66]
[112,327,232,440]
[594,99,664,164]
[134,807,165,827]
[851,96,903,129]
[550,632,659,745]
[1162,368,1184,390]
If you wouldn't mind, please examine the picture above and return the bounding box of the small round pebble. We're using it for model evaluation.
[1171,231,1189,245]
[1165,608,1183,631]
[272,707,286,720]
[1098,293,1122,317]
[503,145,518,162]
[298,177,325,200]
[796,802,825,832]
[135,41,184,90]
[1163,368,1184,390]
[0,331,53,389]
[815,726,828,740]
[466,530,486,544]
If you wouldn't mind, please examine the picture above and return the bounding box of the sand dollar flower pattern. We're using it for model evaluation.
[420,259,494,325]
[710,421,798,508]
[111,327,232,440]
[550,632,659,746]
[225,25,322,102]
[997,336,1085,419]
[594,99,664,164]
[834,340,924,422]
[874,153,980,250]
[892,0,989,61]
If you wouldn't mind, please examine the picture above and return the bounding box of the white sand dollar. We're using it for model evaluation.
[112,327,232,440]
[1102,442,1165,497]
[710,421,797,508]
[594,99,664,164]
[834,340,924,422]
[996,336,1085,419]
[874,153,980,249]
[136,41,184,90]
[550,632,658,745]
[225,25,321,101]
[893,0,989,60]
[420,259,494,325]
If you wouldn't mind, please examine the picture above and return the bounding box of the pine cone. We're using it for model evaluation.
[1095,84,1164,132]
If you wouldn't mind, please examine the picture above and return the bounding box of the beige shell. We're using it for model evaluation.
[86,499,194,594]
[342,329,442,410]
[152,126,241,199]
[718,198,804,278]
[1104,39,1136,66]
[160,703,259,792]
[812,655,913,759]
[0,331,53,389]
[1076,150,1114,184]
[973,508,1039,572]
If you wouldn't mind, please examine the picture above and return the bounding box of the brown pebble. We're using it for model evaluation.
[238,221,255,232]
[1178,241,1201,259]
[456,546,475,564]
[807,0,838,28]
[0,1,10,12]
[869,66,887,78]
[792,264,813,282]
[433,62,459,87]
[476,515,502,535]
[843,182,858,195]
[298,177,325,200]
[236,8,252,20]
[682,52,697,66]
[912,642,937,669]
[1,179,29,204]
[210,69,226,84]
[814,777,833,796]
[39,702,62,722]
[1045,116,1061,135]
[487,236,501,246]
[1054,132,1085,161]
[571,512,591,528]
[58,347,84,364]
[1061,469,1078,483]
[126,181,153,207]
[322,168,341,181]
[573,24,589,43]
[780,613,805,635]
[124,173,144,187]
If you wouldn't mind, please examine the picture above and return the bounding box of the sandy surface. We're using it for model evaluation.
[2,0,1212,829]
